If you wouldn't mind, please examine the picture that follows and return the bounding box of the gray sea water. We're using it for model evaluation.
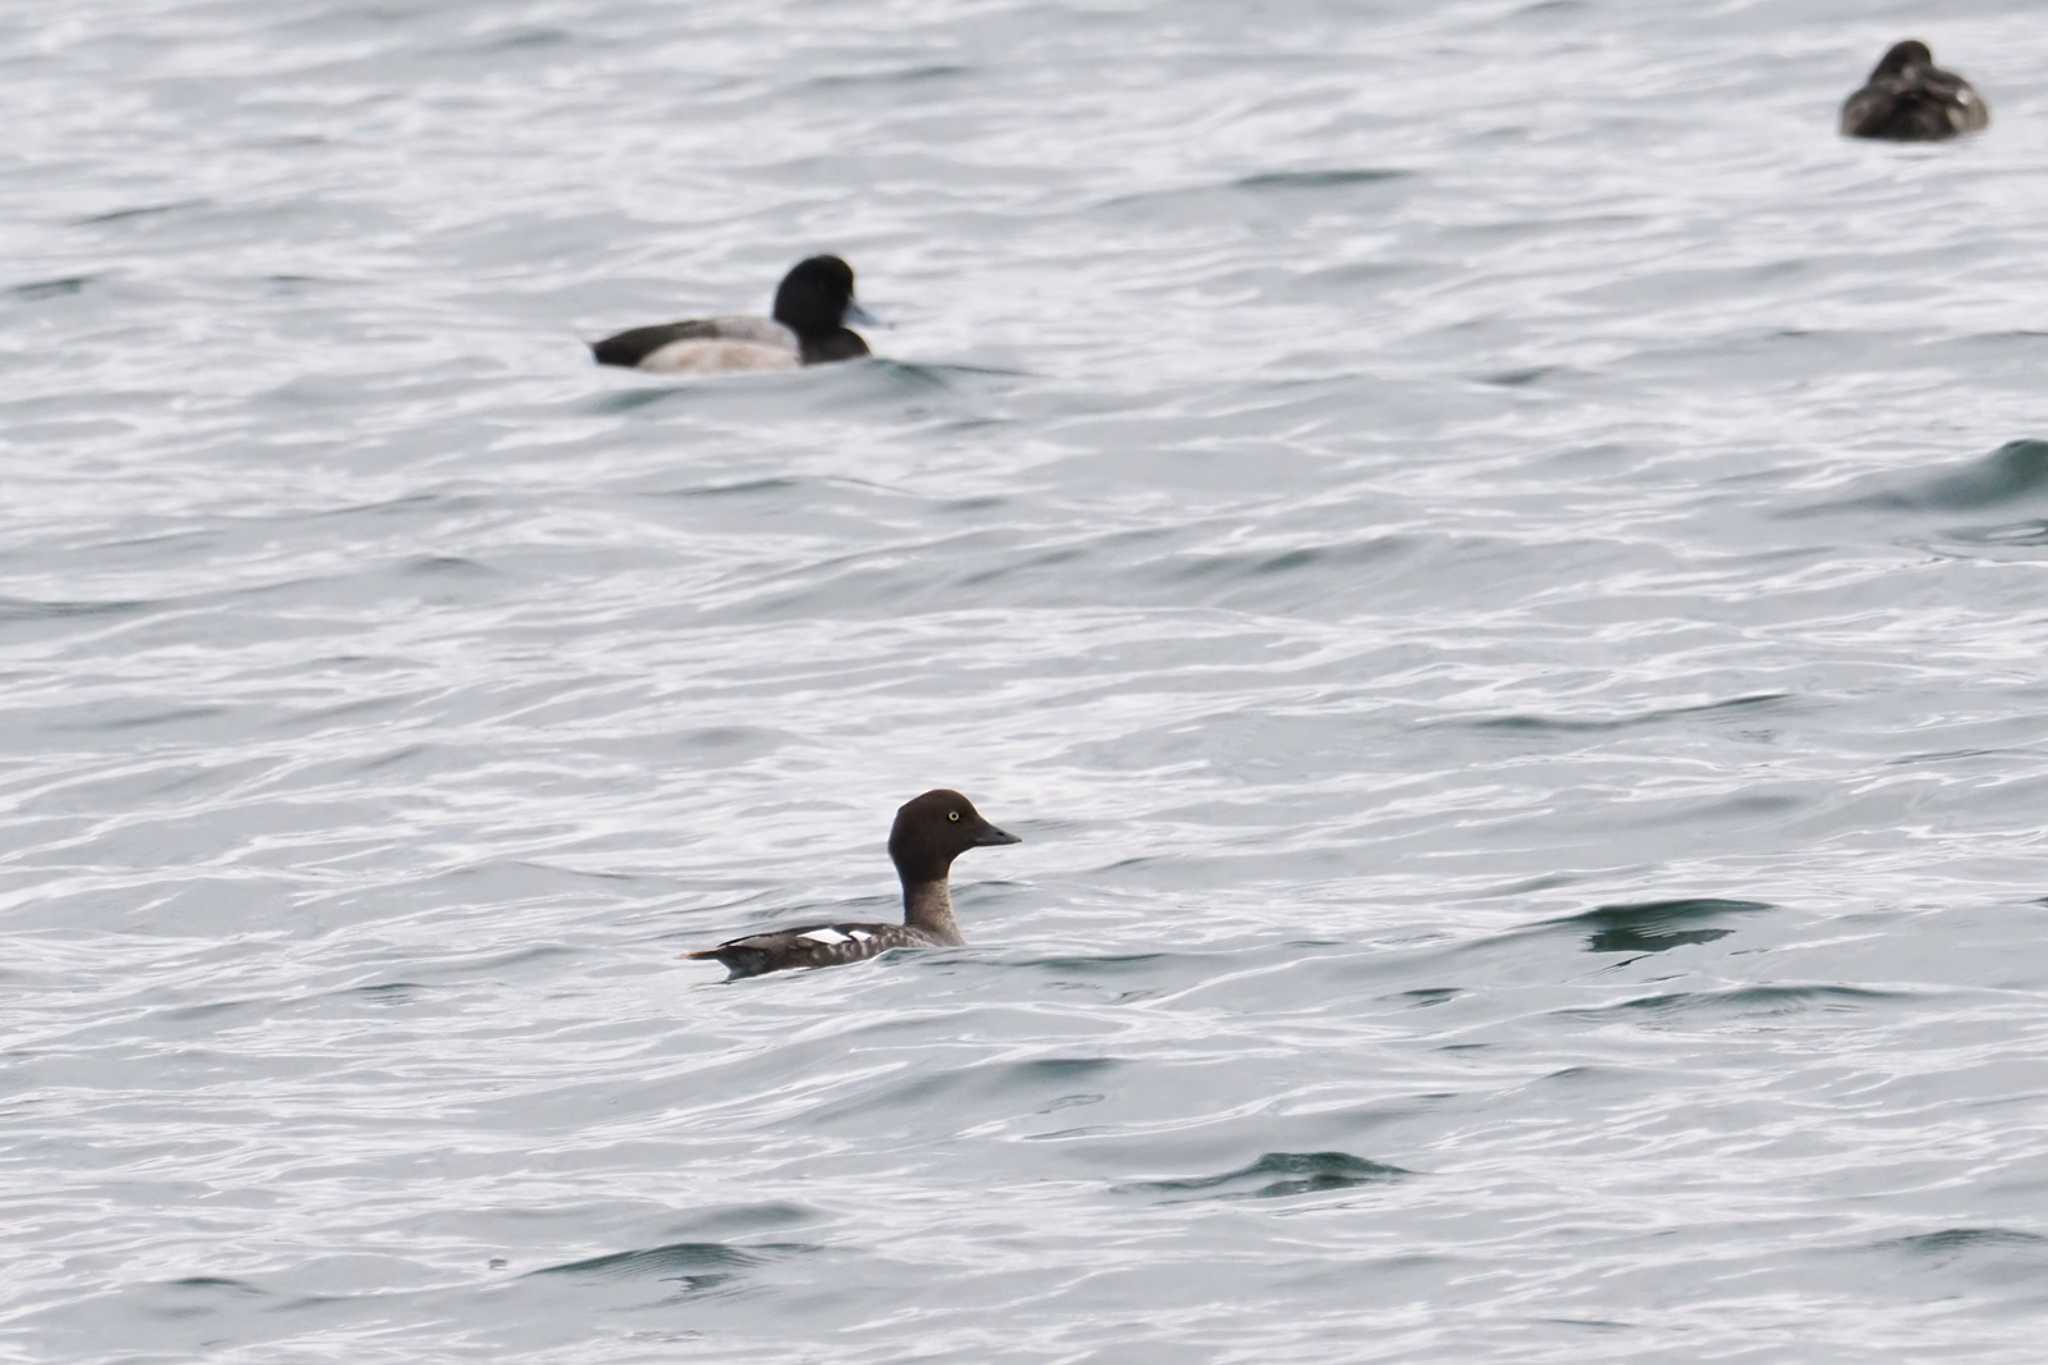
[7,0,2048,1361]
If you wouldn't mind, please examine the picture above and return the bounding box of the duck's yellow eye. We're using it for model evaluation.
[948,810,960,822]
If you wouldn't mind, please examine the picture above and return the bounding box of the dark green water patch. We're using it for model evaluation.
[1006,1056,1123,1081]
[1461,691,1790,735]
[1938,519,2048,548]
[399,554,495,579]
[1882,438,2048,512]
[806,63,977,90]
[341,981,427,1004]
[1561,984,1915,1022]
[0,596,152,622]
[1233,168,1412,192]
[71,198,209,226]
[1788,439,2048,517]
[992,952,1177,976]
[1165,535,1415,586]
[164,1276,266,1294]
[1397,987,1462,1008]
[1476,364,1574,387]
[587,385,696,414]
[527,1239,815,1295]
[649,476,805,501]
[145,1277,270,1322]
[1118,1151,1412,1202]
[1878,1227,2048,1257]
[11,275,94,300]
[1541,897,1775,954]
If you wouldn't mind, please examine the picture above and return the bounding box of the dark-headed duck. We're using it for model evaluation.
[685,789,1021,979]
[591,255,876,374]
[1840,40,1988,141]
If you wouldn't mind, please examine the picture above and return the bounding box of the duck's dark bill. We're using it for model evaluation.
[844,300,884,328]
[976,823,1022,846]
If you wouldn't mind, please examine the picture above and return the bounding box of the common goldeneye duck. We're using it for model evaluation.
[684,789,1021,979]
[1840,40,1989,141]
[590,254,877,374]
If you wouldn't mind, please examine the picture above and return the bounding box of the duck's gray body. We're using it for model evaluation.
[688,919,952,980]
[686,791,1019,980]
[592,255,874,374]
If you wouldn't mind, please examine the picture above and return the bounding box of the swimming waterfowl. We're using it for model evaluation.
[1840,40,1988,141]
[591,255,876,374]
[685,790,1021,979]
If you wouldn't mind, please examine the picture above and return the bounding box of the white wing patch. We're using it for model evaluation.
[849,929,875,942]
[799,928,851,946]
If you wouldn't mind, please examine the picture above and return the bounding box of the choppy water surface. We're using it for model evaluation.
[7,1,2048,1360]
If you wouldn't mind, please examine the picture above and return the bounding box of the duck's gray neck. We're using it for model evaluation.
[902,878,963,945]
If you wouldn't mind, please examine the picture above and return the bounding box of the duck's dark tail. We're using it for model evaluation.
[681,946,773,979]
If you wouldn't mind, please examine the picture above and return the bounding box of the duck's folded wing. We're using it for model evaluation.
[1935,76,1989,131]
[685,923,905,977]
[591,316,796,369]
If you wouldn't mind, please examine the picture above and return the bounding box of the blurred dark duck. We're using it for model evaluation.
[591,254,876,374]
[1840,40,1988,141]
[684,790,1021,979]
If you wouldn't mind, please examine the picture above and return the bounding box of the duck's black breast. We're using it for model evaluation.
[798,329,870,365]
[687,922,933,979]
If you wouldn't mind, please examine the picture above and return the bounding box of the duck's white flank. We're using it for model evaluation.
[637,339,801,373]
